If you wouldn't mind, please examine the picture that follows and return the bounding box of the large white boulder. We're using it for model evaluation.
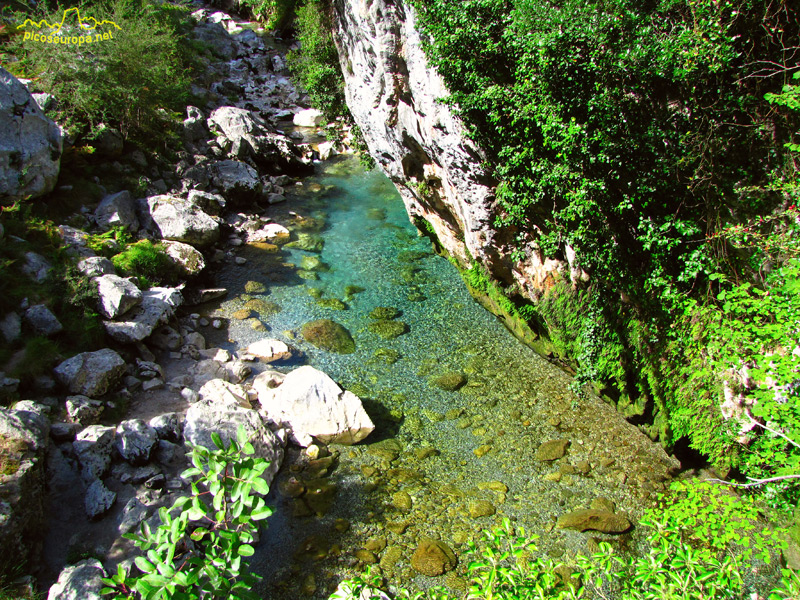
[258,365,374,447]
[104,287,183,344]
[0,66,62,202]
[293,108,324,128]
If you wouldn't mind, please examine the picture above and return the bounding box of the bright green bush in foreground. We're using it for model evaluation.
[102,427,273,600]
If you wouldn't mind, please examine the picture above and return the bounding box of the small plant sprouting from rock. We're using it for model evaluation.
[101,426,273,600]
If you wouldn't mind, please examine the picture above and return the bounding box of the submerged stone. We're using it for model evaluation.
[301,319,356,353]
[556,509,631,533]
[300,255,328,271]
[368,319,408,339]
[244,280,266,294]
[535,439,570,461]
[285,233,324,252]
[411,538,457,576]
[369,306,400,320]
[430,371,466,391]
[372,347,400,364]
[317,298,347,310]
[244,298,282,316]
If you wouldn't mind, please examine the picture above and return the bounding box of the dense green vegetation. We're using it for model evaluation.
[335,510,798,600]
[411,0,800,503]
[4,0,195,141]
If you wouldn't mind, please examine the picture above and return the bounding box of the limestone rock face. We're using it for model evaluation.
[0,66,62,202]
[257,365,374,447]
[184,378,283,485]
[330,0,570,299]
[0,404,49,578]
[46,559,106,600]
[54,349,126,397]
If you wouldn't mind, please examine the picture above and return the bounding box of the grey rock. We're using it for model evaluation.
[161,240,206,277]
[184,378,283,485]
[187,189,225,215]
[95,274,142,319]
[111,462,161,485]
[143,194,220,247]
[0,405,49,574]
[149,413,182,442]
[50,422,78,443]
[46,559,106,600]
[118,497,152,535]
[104,287,183,344]
[57,226,93,258]
[73,425,115,482]
[21,251,52,282]
[54,349,126,397]
[31,92,55,111]
[208,106,310,174]
[154,439,183,464]
[293,108,324,128]
[0,312,21,343]
[77,256,115,278]
[183,288,227,305]
[192,21,238,60]
[87,123,123,157]
[207,159,262,202]
[24,304,63,336]
[0,66,62,202]
[84,479,116,519]
[94,190,139,232]
[65,395,104,426]
[115,419,158,466]
[150,325,182,350]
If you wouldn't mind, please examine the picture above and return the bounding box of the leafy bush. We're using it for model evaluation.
[239,0,296,31]
[287,0,346,121]
[103,427,273,600]
[5,0,193,140]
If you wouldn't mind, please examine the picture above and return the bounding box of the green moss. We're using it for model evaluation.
[112,240,176,285]
[244,280,267,294]
[372,347,401,365]
[307,287,325,299]
[285,233,325,252]
[0,435,28,477]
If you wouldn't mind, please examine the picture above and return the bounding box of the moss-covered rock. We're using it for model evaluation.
[244,280,267,294]
[232,309,253,320]
[301,255,329,271]
[372,347,400,364]
[317,298,347,310]
[368,320,408,339]
[430,371,466,391]
[369,306,400,320]
[302,319,356,353]
[535,439,570,461]
[307,287,324,299]
[297,270,319,281]
[286,233,324,252]
[244,298,282,316]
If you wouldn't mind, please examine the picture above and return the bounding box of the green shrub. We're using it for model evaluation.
[287,0,346,121]
[240,0,296,30]
[102,427,273,600]
[6,0,193,140]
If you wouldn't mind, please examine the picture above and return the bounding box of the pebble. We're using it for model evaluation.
[235,257,247,265]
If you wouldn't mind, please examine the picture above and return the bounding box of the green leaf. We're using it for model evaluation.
[238,544,255,556]
[135,556,156,573]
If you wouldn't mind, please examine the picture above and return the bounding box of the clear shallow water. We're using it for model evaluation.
[202,156,677,598]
